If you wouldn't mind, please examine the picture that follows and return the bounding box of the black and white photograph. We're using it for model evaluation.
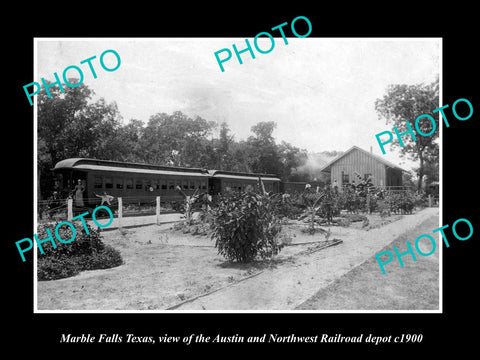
[33,37,441,312]
[6,6,478,354]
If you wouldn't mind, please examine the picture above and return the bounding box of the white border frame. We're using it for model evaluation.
[33,37,443,314]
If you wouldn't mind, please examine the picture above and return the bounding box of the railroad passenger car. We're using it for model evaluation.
[53,158,283,209]
[208,169,281,195]
[53,158,210,207]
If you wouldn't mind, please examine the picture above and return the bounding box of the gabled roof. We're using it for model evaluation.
[319,145,407,172]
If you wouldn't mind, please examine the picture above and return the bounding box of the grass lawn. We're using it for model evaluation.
[296,214,440,310]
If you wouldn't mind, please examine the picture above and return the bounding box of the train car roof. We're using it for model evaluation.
[53,158,210,177]
[208,169,280,182]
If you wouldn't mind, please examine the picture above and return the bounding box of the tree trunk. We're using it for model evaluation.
[417,154,424,191]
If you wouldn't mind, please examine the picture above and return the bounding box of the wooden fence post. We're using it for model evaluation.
[67,198,73,221]
[156,196,161,225]
[118,197,123,229]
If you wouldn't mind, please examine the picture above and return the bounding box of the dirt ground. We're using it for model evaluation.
[36,208,439,311]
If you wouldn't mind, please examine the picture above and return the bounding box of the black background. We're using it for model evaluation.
[5,3,478,355]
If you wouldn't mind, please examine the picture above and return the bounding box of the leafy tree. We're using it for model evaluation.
[139,111,216,167]
[113,119,145,163]
[375,78,439,190]
[213,121,236,170]
[277,141,308,180]
[38,80,122,198]
[246,121,282,175]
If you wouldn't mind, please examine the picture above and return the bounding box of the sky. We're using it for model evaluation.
[35,37,441,172]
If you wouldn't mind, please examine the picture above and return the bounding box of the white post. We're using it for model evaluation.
[67,198,73,221]
[156,196,161,225]
[118,197,123,229]
[428,194,432,207]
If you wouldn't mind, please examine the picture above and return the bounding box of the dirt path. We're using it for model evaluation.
[173,207,439,310]
[296,214,440,310]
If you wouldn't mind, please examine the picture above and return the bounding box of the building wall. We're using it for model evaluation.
[386,167,403,187]
[330,148,386,188]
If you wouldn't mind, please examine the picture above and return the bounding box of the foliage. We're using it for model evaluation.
[375,78,439,190]
[274,192,305,220]
[298,189,324,234]
[171,187,214,236]
[296,185,342,235]
[317,186,342,221]
[37,222,123,280]
[211,183,285,263]
[375,190,422,217]
[339,186,364,214]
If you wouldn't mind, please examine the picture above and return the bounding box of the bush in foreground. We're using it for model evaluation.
[211,188,285,263]
[37,222,123,281]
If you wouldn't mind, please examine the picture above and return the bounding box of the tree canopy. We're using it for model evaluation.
[375,78,439,190]
[37,82,310,199]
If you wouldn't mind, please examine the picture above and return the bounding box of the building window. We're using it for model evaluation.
[364,174,372,181]
[342,171,349,184]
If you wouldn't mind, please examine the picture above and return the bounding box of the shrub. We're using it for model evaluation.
[298,189,324,234]
[37,222,123,280]
[172,190,214,235]
[317,186,342,223]
[211,188,284,263]
[274,192,305,220]
[37,257,79,281]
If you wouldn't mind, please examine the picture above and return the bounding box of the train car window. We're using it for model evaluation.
[169,181,175,190]
[135,180,143,190]
[161,180,167,190]
[94,177,102,189]
[201,181,207,190]
[105,178,113,189]
[182,180,188,190]
[189,181,195,190]
[146,182,154,192]
[126,179,133,189]
[116,179,123,189]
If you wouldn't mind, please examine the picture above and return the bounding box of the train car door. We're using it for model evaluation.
[71,170,88,210]
[208,177,221,196]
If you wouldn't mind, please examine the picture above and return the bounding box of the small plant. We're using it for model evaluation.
[172,188,213,236]
[299,188,323,235]
[298,185,340,235]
